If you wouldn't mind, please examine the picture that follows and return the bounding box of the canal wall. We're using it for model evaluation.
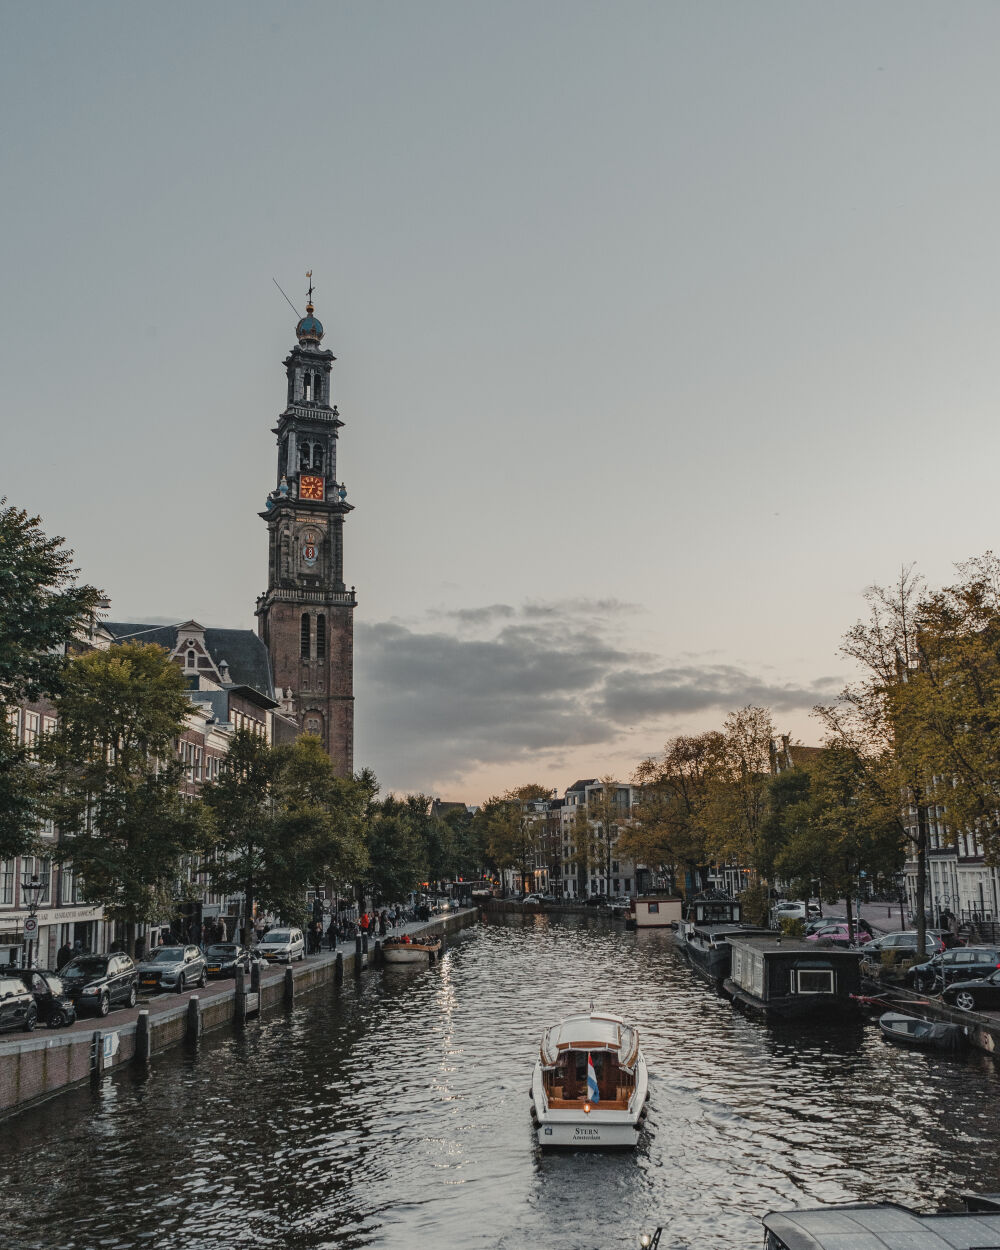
[0,908,478,1118]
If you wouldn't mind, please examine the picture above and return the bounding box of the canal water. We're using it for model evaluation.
[2,914,1000,1250]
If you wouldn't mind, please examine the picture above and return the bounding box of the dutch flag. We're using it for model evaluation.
[587,1053,600,1103]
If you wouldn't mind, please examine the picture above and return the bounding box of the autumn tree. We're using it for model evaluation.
[0,501,101,859]
[619,732,725,896]
[475,783,550,895]
[41,643,207,953]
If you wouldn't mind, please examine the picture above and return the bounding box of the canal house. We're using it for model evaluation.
[724,935,863,1019]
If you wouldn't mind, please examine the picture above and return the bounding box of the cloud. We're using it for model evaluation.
[354,599,843,793]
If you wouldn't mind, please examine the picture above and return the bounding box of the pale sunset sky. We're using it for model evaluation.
[4,3,1000,801]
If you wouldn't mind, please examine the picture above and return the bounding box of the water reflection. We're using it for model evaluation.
[1,915,999,1250]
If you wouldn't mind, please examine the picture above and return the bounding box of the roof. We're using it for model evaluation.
[762,1204,1000,1250]
[105,622,274,699]
[729,934,864,957]
[566,778,598,794]
[539,1009,641,1071]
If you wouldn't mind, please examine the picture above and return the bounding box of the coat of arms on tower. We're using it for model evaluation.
[302,530,319,566]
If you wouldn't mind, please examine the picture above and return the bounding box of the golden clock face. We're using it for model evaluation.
[300,474,324,501]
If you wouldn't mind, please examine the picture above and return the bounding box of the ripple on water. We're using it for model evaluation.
[2,915,1000,1250]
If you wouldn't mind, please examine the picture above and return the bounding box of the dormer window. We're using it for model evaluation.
[185,649,196,669]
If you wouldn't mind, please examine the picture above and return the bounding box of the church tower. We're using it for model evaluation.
[256,277,355,775]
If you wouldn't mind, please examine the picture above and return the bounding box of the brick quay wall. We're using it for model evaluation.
[0,908,479,1118]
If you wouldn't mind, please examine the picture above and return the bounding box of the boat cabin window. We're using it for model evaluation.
[647,902,659,914]
[794,968,835,994]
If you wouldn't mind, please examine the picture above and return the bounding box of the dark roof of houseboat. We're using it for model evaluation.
[729,935,864,956]
[763,1203,1000,1249]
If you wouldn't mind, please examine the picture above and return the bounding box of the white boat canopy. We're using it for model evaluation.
[538,1010,641,1073]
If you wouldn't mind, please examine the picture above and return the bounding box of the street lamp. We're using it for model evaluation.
[893,871,907,932]
[21,873,44,970]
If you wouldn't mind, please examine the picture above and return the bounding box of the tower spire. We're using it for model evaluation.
[306,269,315,312]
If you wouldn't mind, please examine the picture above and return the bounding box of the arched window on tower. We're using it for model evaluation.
[303,372,313,402]
[312,443,324,471]
[300,613,311,660]
[314,372,323,404]
[299,442,311,471]
[316,614,326,659]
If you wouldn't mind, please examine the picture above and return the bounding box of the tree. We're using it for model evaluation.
[707,706,776,868]
[0,501,101,859]
[41,644,206,952]
[817,566,933,955]
[366,793,433,903]
[619,732,725,896]
[476,784,550,894]
[203,732,371,936]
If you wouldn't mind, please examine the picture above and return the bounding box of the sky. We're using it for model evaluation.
[3,2,1000,802]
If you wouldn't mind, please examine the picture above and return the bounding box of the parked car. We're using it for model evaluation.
[906,946,1000,992]
[136,945,207,993]
[804,915,846,934]
[805,921,874,948]
[59,953,138,1016]
[0,972,38,1032]
[203,943,261,979]
[862,931,947,961]
[5,968,76,1028]
[770,901,821,927]
[942,969,1000,1012]
[585,895,608,907]
[257,927,305,964]
[523,894,543,904]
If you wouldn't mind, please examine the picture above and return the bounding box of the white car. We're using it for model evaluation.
[257,927,305,964]
[770,901,821,926]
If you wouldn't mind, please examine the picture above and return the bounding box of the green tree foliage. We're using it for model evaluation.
[365,793,434,902]
[203,732,371,934]
[0,502,101,859]
[40,644,206,948]
[0,500,102,703]
[706,706,776,866]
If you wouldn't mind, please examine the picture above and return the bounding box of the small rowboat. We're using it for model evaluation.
[878,1011,967,1052]
[382,936,442,964]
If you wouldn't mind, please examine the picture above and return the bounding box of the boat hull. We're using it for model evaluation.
[724,979,862,1020]
[382,941,441,964]
[878,1011,967,1052]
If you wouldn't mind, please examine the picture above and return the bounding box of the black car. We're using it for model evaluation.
[203,943,258,979]
[5,968,76,1028]
[942,969,1000,1013]
[0,972,38,1032]
[60,953,139,1016]
[908,946,1000,993]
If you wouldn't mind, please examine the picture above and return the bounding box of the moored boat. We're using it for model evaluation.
[878,1011,967,1052]
[530,1006,648,1148]
[762,1195,1000,1249]
[723,934,864,1020]
[382,935,442,964]
[684,922,774,986]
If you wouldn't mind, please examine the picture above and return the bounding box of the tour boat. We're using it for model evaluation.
[530,1006,649,1148]
[381,935,442,964]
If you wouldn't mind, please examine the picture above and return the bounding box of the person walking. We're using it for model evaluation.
[326,917,338,950]
[56,940,73,970]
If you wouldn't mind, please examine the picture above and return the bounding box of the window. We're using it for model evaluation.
[6,707,20,739]
[300,613,310,660]
[647,902,659,914]
[22,857,51,905]
[186,649,196,669]
[794,969,835,994]
[23,712,39,747]
[316,614,326,659]
[312,443,324,470]
[0,861,13,906]
[300,442,311,470]
[303,372,313,401]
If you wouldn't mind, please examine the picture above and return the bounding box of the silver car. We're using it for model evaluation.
[257,928,305,964]
[137,944,208,994]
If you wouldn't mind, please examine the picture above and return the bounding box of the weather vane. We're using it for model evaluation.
[306,269,315,304]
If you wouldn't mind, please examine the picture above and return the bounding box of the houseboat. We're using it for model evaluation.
[530,1006,649,1148]
[682,920,774,986]
[763,1196,1000,1250]
[628,896,684,929]
[723,934,864,1019]
[382,935,442,964]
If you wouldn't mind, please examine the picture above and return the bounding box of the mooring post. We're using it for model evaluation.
[284,966,295,1005]
[373,939,383,966]
[234,966,247,1026]
[354,935,362,976]
[186,995,202,1044]
[335,951,344,984]
[91,1030,103,1080]
[134,1010,151,1065]
[251,959,261,993]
